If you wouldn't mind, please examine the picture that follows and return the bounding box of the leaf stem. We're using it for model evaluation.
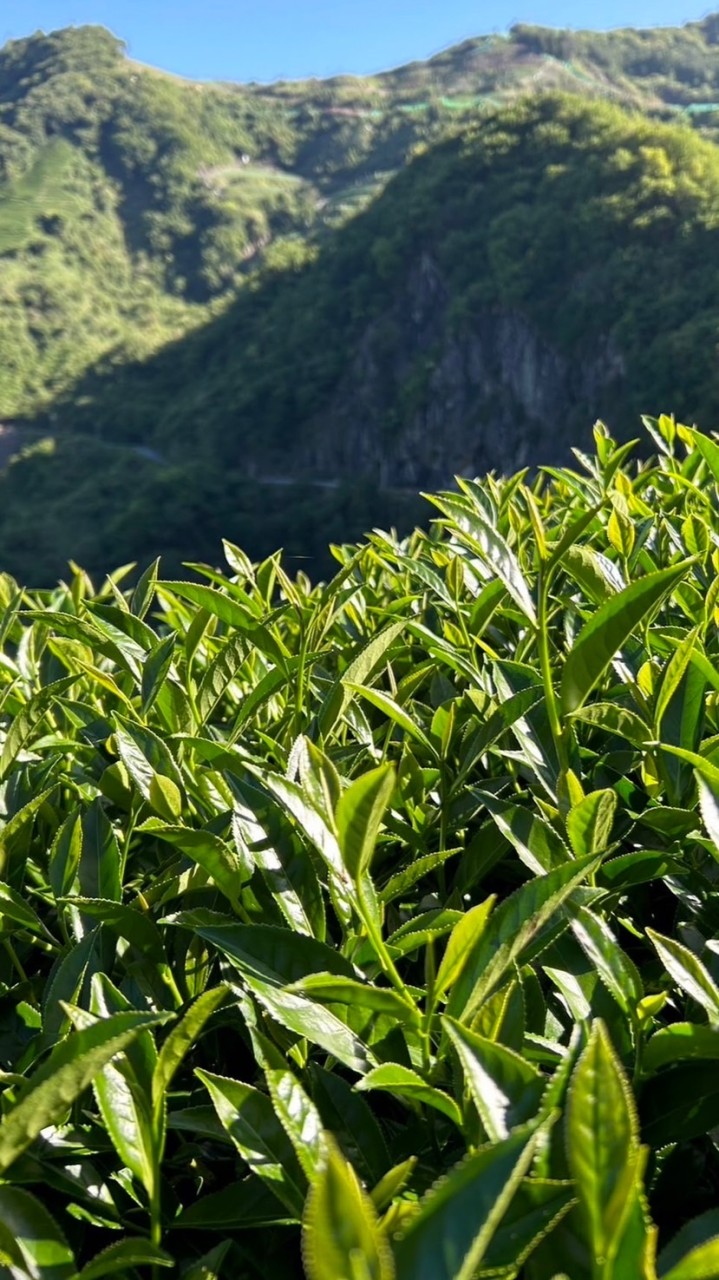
[149,1165,163,1280]
[3,938,35,1003]
[536,566,569,775]
[356,882,415,1011]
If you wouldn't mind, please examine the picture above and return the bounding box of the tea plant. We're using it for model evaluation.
[2,416,719,1277]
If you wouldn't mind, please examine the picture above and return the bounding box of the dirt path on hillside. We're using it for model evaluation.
[0,426,421,495]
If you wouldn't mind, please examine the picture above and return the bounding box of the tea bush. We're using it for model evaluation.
[2,416,719,1277]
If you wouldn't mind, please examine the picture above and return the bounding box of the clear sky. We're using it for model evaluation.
[1,0,714,83]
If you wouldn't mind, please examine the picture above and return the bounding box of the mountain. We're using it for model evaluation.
[2,21,719,580]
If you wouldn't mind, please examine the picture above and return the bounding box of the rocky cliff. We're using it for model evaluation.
[300,253,626,488]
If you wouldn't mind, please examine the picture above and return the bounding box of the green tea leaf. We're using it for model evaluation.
[0,1010,167,1174]
[569,701,651,746]
[644,1024,719,1073]
[337,765,395,881]
[0,788,55,875]
[479,791,571,874]
[63,898,164,962]
[141,823,243,909]
[302,1138,395,1280]
[73,1239,174,1279]
[560,562,692,715]
[0,882,57,943]
[290,974,419,1025]
[357,1065,462,1127]
[380,846,461,903]
[131,557,160,619]
[566,788,618,856]
[661,1237,719,1280]
[602,1157,656,1280]
[446,856,598,1023]
[169,916,372,1072]
[79,799,122,903]
[566,1020,641,1266]
[0,1185,75,1279]
[654,626,702,734]
[179,1243,233,1280]
[428,493,537,624]
[434,897,496,1000]
[196,633,247,724]
[647,928,719,1022]
[258,770,353,913]
[78,977,160,1194]
[232,796,322,937]
[196,1070,306,1217]
[265,1067,326,1180]
[345,684,436,755]
[393,1121,543,1280]
[153,985,228,1109]
[174,1179,296,1231]
[444,1018,545,1140]
[571,906,643,1013]
[658,1211,719,1278]
[685,427,719,485]
[141,632,176,715]
[478,1177,576,1274]
[309,1066,389,1187]
[114,719,184,817]
[319,621,406,738]
[49,811,83,901]
[696,771,719,858]
[370,1158,417,1211]
[159,581,260,633]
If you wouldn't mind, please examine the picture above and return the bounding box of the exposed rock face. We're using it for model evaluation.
[298,253,625,488]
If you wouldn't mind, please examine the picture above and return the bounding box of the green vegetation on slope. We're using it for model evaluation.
[106,92,719,465]
[512,12,719,109]
[5,91,719,583]
[3,18,719,422]
[4,23,719,581]
[0,22,552,416]
[0,433,425,585]
[1,419,719,1277]
[0,138,199,413]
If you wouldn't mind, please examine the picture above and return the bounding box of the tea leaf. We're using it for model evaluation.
[337,765,396,880]
[566,1020,642,1265]
[393,1122,544,1280]
[197,1070,306,1216]
[647,929,719,1022]
[303,1138,395,1280]
[561,562,692,714]
[0,1011,167,1174]
[357,1065,462,1126]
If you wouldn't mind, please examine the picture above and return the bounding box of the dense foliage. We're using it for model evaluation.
[2,418,719,1276]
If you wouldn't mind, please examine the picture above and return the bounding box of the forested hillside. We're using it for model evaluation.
[3,20,719,580]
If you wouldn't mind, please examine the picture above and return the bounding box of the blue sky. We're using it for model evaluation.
[1,0,714,82]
